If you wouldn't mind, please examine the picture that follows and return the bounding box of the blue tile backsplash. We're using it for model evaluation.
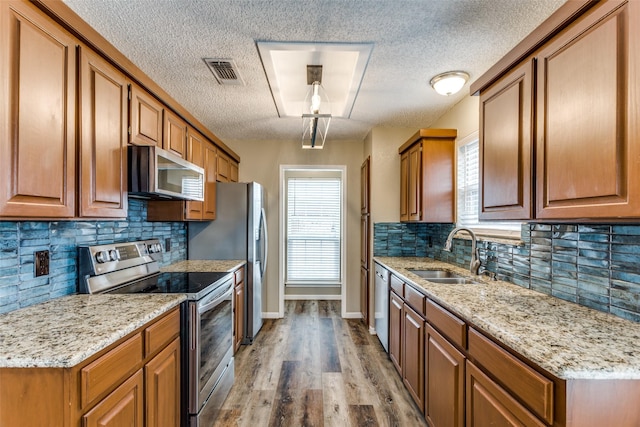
[374,222,640,323]
[0,199,186,314]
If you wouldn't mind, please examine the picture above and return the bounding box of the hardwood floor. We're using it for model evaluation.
[215,300,427,427]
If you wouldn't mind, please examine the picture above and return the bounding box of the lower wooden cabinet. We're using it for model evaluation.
[389,290,403,374]
[425,324,465,427]
[466,360,544,427]
[82,369,145,427]
[234,267,245,353]
[145,338,181,427]
[403,303,425,412]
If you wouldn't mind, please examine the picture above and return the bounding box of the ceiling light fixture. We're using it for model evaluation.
[429,71,470,96]
[302,66,331,149]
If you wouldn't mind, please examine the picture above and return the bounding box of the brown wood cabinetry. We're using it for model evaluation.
[79,46,128,218]
[234,267,245,353]
[360,156,371,326]
[425,324,465,427]
[398,129,456,223]
[403,303,425,412]
[203,143,218,218]
[186,128,206,220]
[163,109,187,158]
[0,0,77,218]
[476,0,640,220]
[0,307,180,427]
[360,265,369,325]
[216,150,239,183]
[389,290,403,374]
[479,60,533,220]
[129,83,163,147]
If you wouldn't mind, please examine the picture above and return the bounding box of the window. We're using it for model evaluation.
[457,133,521,237]
[286,176,342,284]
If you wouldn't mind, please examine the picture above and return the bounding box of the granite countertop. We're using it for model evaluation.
[374,256,640,380]
[161,259,246,273]
[0,294,185,368]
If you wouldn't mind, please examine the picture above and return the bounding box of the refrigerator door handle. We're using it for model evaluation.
[260,207,268,278]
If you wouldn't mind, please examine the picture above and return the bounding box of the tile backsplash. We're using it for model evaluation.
[374,222,640,323]
[0,199,186,314]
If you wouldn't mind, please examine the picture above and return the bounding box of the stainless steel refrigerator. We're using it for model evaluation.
[188,182,267,343]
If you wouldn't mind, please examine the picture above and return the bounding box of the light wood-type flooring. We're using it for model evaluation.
[214,300,427,427]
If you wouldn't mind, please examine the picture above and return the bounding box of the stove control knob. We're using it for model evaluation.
[155,243,163,253]
[148,243,162,254]
[109,249,120,261]
[95,250,110,264]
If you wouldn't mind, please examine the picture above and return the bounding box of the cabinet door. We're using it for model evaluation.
[389,291,403,374]
[536,1,640,219]
[361,156,370,214]
[480,60,533,220]
[145,338,180,427]
[217,151,230,182]
[230,160,239,182]
[79,47,128,218]
[83,369,144,427]
[0,1,76,217]
[185,128,205,220]
[129,83,163,147]
[360,265,369,326]
[403,304,425,412]
[234,282,244,352]
[400,151,409,221]
[425,324,465,427]
[408,144,422,221]
[203,143,217,220]
[163,109,186,158]
[466,361,545,427]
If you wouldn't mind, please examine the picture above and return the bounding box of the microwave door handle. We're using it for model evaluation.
[260,207,268,278]
[198,283,233,314]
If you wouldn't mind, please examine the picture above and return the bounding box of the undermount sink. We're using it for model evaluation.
[407,269,479,285]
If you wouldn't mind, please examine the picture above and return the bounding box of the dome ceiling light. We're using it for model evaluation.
[430,71,470,96]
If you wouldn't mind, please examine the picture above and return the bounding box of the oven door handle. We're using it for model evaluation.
[198,282,233,314]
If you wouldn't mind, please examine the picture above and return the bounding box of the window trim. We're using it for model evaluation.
[456,131,523,241]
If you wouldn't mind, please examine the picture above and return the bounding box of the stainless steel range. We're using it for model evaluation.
[78,239,234,427]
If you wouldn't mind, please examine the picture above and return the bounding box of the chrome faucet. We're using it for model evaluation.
[443,227,481,275]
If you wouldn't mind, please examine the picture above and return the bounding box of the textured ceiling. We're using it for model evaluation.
[62,0,565,143]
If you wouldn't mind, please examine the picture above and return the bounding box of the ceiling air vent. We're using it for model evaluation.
[202,58,245,86]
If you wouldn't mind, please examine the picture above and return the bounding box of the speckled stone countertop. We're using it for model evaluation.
[0,294,185,368]
[375,257,640,380]
[161,259,246,273]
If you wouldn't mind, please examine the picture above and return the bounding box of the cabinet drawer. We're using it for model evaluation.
[404,285,425,317]
[234,267,244,285]
[390,275,404,297]
[426,299,466,349]
[82,369,144,427]
[144,307,180,357]
[468,328,554,424]
[80,333,143,409]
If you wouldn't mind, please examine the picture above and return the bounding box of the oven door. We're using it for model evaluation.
[188,278,234,414]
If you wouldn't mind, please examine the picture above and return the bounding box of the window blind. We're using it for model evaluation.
[286,177,341,283]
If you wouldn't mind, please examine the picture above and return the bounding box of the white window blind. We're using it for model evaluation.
[457,139,521,235]
[286,177,341,283]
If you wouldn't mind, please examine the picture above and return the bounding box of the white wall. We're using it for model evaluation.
[429,95,479,142]
[227,138,363,316]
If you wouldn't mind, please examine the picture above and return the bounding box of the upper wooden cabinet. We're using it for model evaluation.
[129,83,163,147]
[479,60,533,220]
[0,1,77,218]
[163,109,187,158]
[216,150,239,183]
[79,46,128,218]
[399,129,456,223]
[476,0,640,220]
[185,128,206,220]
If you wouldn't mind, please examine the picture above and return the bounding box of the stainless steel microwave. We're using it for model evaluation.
[128,145,205,201]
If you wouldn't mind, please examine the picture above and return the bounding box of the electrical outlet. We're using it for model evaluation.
[34,250,50,277]
[165,238,171,252]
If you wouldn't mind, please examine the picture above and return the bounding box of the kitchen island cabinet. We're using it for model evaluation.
[375,256,640,427]
[0,295,184,427]
[398,129,456,223]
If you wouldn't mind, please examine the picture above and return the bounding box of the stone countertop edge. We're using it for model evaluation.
[160,259,247,273]
[374,256,640,381]
[0,294,186,369]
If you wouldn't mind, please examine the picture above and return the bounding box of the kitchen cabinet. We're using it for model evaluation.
[163,108,187,158]
[360,265,369,325]
[0,0,77,218]
[234,267,245,353]
[79,46,128,218]
[389,288,403,375]
[129,83,164,147]
[0,307,180,427]
[479,60,533,220]
[203,142,218,219]
[425,324,465,427]
[361,156,371,326]
[216,150,239,183]
[398,129,456,223]
[403,303,425,412]
[185,127,206,220]
[475,0,640,220]
[230,161,239,182]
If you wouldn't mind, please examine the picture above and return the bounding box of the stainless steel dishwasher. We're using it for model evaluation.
[374,262,390,352]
